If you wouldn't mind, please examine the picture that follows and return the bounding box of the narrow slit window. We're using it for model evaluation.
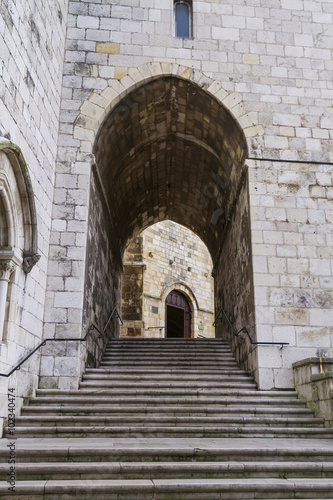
[175,0,192,38]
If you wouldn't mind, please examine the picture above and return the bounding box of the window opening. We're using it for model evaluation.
[174,0,192,38]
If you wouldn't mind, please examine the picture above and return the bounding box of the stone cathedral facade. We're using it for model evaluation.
[0,0,332,433]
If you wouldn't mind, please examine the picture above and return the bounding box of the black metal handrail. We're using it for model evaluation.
[147,326,165,330]
[0,307,122,378]
[214,306,289,348]
[102,306,123,332]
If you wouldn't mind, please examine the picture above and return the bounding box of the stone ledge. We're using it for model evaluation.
[293,357,333,369]
[311,371,333,383]
[293,358,333,428]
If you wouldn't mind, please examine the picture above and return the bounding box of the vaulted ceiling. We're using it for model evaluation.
[94,76,248,259]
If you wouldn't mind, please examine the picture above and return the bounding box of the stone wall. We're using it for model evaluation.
[214,171,257,377]
[143,221,214,338]
[121,222,214,338]
[42,0,332,389]
[121,236,145,337]
[0,0,68,433]
[39,164,123,388]
[250,159,333,389]
[293,358,333,428]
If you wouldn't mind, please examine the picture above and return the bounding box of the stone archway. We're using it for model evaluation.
[74,63,263,154]
[81,66,257,374]
[41,64,262,389]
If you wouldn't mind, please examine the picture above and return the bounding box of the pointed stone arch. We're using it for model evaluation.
[74,63,263,157]
[160,282,199,313]
[0,139,40,341]
[76,63,257,377]
[0,139,40,273]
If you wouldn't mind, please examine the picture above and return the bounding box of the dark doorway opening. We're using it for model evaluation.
[165,290,191,338]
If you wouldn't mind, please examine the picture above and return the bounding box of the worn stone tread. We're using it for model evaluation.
[2,478,333,498]
[1,460,333,481]
[33,389,296,398]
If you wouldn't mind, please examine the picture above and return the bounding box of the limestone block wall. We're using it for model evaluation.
[250,160,333,389]
[121,222,214,338]
[38,0,333,390]
[214,172,257,374]
[0,1,68,432]
[121,236,145,337]
[142,221,214,338]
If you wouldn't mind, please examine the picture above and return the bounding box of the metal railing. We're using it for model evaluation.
[0,307,122,378]
[214,305,289,348]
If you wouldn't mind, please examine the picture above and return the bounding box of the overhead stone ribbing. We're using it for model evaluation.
[94,76,248,258]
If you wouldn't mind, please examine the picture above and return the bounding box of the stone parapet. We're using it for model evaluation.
[293,357,333,428]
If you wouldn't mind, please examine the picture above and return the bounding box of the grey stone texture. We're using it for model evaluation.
[0,0,69,431]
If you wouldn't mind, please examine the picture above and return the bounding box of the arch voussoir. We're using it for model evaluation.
[74,63,262,158]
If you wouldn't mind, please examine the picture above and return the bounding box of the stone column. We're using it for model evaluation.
[0,255,18,341]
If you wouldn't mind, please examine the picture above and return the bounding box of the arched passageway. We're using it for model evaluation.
[84,75,256,372]
[93,76,247,256]
[121,220,214,339]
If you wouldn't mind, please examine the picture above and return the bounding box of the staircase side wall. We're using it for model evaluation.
[214,171,257,378]
[121,236,145,338]
[0,1,69,434]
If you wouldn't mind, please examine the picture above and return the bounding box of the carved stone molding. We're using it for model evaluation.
[0,250,21,280]
[22,251,41,273]
[0,260,16,281]
[0,139,40,274]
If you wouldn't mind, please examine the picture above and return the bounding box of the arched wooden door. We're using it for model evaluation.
[165,290,191,338]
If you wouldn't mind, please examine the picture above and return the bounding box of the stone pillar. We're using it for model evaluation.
[0,253,19,341]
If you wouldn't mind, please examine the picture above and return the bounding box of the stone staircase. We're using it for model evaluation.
[1,338,333,499]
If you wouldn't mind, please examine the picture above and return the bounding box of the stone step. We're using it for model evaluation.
[100,355,237,360]
[2,477,332,499]
[1,460,333,481]
[21,405,314,417]
[35,389,296,398]
[108,339,229,344]
[97,364,247,371]
[79,380,257,389]
[83,369,251,378]
[103,349,234,355]
[103,347,234,352]
[103,353,238,367]
[27,395,306,406]
[6,336,333,499]
[100,360,239,366]
[2,438,332,463]
[100,358,238,369]
[104,344,232,349]
[15,415,324,428]
[11,426,333,439]
[102,353,235,358]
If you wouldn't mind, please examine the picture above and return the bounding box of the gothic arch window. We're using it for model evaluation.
[174,0,192,38]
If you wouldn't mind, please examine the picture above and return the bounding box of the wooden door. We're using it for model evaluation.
[165,290,191,338]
